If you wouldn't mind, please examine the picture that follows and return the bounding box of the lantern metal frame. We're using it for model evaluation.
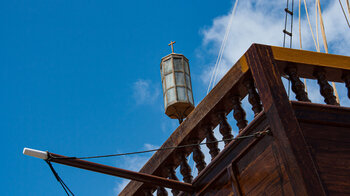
[160,53,195,121]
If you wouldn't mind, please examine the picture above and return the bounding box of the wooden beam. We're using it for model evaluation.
[48,153,194,193]
[120,53,250,195]
[271,45,350,70]
[245,44,327,196]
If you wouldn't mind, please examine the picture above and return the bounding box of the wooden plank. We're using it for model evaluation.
[299,121,350,195]
[120,53,250,195]
[227,165,242,196]
[237,144,292,196]
[271,46,350,71]
[245,44,326,196]
[49,153,194,192]
[291,101,350,127]
[192,112,268,192]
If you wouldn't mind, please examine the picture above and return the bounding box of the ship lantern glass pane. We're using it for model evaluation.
[165,74,175,88]
[163,59,172,74]
[177,87,187,101]
[167,88,176,103]
[175,72,185,86]
[174,58,183,71]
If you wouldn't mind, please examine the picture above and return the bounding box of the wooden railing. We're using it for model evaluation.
[119,44,350,196]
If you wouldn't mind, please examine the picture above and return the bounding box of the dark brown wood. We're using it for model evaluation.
[205,125,220,160]
[156,186,168,196]
[119,56,249,195]
[342,72,350,99]
[180,152,193,183]
[192,138,206,173]
[218,112,234,146]
[227,165,242,196]
[48,153,194,193]
[121,44,350,195]
[193,112,268,193]
[167,165,180,196]
[143,188,153,196]
[291,102,350,195]
[285,66,311,102]
[245,44,326,196]
[232,95,248,131]
[245,78,263,116]
[313,69,339,105]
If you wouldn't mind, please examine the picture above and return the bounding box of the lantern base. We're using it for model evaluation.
[165,102,194,120]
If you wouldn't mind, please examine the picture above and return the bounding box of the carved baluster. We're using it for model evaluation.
[232,95,248,132]
[143,188,154,196]
[192,138,206,173]
[342,72,350,99]
[180,152,193,183]
[167,165,179,196]
[286,67,311,102]
[218,112,233,146]
[313,70,339,105]
[157,186,168,196]
[205,125,220,160]
[245,79,263,116]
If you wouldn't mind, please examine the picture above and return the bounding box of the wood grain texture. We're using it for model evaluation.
[245,44,326,196]
[238,143,292,196]
[271,46,350,71]
[293,102,350,196]
[119,56,250,195]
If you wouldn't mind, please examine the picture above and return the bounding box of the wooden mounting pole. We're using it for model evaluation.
[23,148,194,192]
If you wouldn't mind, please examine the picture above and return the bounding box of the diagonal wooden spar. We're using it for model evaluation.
[23,148,194,193]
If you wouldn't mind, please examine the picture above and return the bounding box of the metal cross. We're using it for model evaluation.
[168,41,176,53]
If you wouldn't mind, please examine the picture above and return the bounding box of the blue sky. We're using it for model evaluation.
[1,0,349,195]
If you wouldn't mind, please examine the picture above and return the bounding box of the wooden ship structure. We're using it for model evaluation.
[119,44,350,196]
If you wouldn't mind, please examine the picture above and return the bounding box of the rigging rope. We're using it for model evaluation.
[347,0,350,19]
[339,0,350,28]
[283,0,294,48]
[303,0,319,50]
[316,0,340,104]
[50,130,270,160]
[207,0,239,94]
[46,160,75,196]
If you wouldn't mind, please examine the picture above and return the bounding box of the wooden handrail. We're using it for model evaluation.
[120,44,350,195]
[120,53,251,195]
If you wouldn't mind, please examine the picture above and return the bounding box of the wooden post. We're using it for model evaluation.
[245,44,326,196]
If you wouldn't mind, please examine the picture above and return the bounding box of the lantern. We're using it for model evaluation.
[160,50,195,122]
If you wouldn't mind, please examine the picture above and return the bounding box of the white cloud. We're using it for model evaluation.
[113,155,150,194]
[200,0,350,86]
[144,143,159,150]
[132,79,160,105]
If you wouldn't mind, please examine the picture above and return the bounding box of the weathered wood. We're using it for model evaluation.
[119,56,249,195]
[143,188,153,196]
[245,78,263,116]
[192,138,206,173]
[227,165,242,196]
[205,125,220,160]
[285,66,311,102]
[313,69,339,105]
[180,152,193,183]
[232,95,248,131]
[218,112,234,146]
[47,153,194,193]
[121,44,350,195]
[342,72,350,99]
[271,46,350,73]
[156,186,168,196]
[193,112,268,193]
[296,104,350,196]
[245,44,326,196]
[167,165,179,196]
